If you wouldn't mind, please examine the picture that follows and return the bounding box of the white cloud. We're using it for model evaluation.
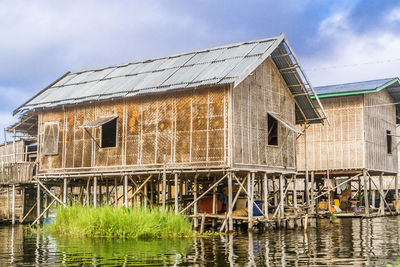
[303,10,400,86]
[388,8,400,23]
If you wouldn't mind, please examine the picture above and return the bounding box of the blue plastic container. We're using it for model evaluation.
[246,200,262,216]
[42,217,55,226]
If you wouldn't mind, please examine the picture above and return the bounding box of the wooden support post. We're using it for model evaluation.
[174,172,178,215]
[193,174,198,229]
[396,173,399,213]
[114,177,118,208]
[327,169,331,214]
[379,172,384,215]
[228,172,233,232]
[93,177,97,208]
[150,180,154,206]
[106,180,109,205]
[36,184,41,225]
[200,214,205,234]
[99,183,103,206]
[124,175,128,208]
[144,181,148,209]
[363,169,369,216]
[212,176,217,214]
[263,173,268,219]
[63,178,67,206]
[7,186,10,219]
[273,176,277,206]
[248,173,254,231]
[279,174,284,218]
[162,169,167,210]
[293,175,297,216]
[12,184,15,225]
[358,176,362,203]
[304,124,309,206]
[310,171,315,214]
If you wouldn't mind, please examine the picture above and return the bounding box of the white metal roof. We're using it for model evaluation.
[14,33,327,124]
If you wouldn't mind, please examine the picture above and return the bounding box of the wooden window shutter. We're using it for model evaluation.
[42,122,59,155]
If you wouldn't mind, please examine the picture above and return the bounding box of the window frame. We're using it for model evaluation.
[42,121,60,156]
[100,118,117,149]
[386,130,392,155]
[267,113,279,147]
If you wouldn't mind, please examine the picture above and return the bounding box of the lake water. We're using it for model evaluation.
[1,216,400,266]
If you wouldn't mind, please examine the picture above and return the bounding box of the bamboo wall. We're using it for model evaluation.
[38,87,229,173]
[364,90,397,173]
[232,58,296,171]
[0,141,25,163]
[297,90,398,174]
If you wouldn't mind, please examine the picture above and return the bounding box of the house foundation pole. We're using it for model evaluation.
[12,184,15,225]
[263,173,268,219]
[63,178,68,206]
[174,172,178,215]
[228,172,233,232]
[7,186,10,219]
[248,172,254,231]
[363,169,369,216]
[273,176,277,207]
[379,172,384,215]
[310,171,315,213]
[114,178,118,207]
[396,172,399,213]
[144,181,148,209]
[124,175,128,208]
[293,175,298,216]
[279,174,284,218]
[162,170,167,210]
[193,174,198,229]
[304,124,309,206]
[36,184,41,225]
[93,177,97,208]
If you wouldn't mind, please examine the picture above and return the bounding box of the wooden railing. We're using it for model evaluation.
[0,162,37,184]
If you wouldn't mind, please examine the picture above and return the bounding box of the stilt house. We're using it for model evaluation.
[11,33,327,229]
[297,77,400,215]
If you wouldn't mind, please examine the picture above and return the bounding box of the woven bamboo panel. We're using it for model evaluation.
[232,57,296,170]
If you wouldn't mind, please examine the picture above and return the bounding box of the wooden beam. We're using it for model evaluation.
[363,169,369,216]
[174,172,178,215]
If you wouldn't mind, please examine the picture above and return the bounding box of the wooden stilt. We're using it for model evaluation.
[93,177,97,208]
[63,178,67,206]
[12,184,15,225]
[263,173,268,219]
[212,176,217,214]
[293,175,297,216]
[363,169,369,216]
[273,176,277,207]
[36,184,41,225]
[304,123,309,206]
[124,175,128,208]
[310,171,315,213]
[396,172,399,213]
[106,180,109,205]
[174,172,178,215]
[193,174,198,229]
[379,172,384,215]
[279,174,284,218]
[21,187,25,219]
[99,182,103,206]
[228,172,233,232]
[144,181,148,209]
[162,168,167,210]
[327,169,331,214]
[248,172,254,231]
[114,177,118,207]
[7,186,10,219]
[150,179,154,206]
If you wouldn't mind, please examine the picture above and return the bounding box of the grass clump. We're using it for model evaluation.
[44,205,194,239]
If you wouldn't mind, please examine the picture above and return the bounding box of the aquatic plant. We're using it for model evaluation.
[44,205,194,239]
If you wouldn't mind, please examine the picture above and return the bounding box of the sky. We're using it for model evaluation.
[1,0,400,140]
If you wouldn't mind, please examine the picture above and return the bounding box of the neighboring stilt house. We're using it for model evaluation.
[0,138,37,223]
[297,77,400,216]
[11,33,327,230]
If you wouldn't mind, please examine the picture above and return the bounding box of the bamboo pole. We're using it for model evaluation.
[212,176,217,215]
[304,124,309,206]
[379,172,384,215]
[396,173,399,213]
[20,202,37,223]
[31,198,57,226]
[7,186,10,219]
[293,175,297,216]
[228,172,233,232]
[248,172,254,231]
[162,164,167,209]
[193,174,198,229]
[94,177,97,208]
[263,173,268,219]
[363,169,369,216]
[174,172,178,215]
[12,184,15,225]
[36,184,41,225]
[124,175,128,208]
[63,178,68,206]
[279,174,284,218]
[310,171,315,213]
[114,177,118,207]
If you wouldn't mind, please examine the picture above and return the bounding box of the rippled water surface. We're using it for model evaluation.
[1,217,400,266]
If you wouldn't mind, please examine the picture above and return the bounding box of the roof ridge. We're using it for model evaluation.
[315,77,397,88]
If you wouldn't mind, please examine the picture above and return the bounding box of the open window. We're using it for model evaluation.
[80,115,118,148]
[101,118,117,148]
[43,122,59,155]
[387,130,392,154]
[267,114,278,146]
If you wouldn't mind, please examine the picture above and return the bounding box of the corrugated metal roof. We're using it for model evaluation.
[314,78,398,97]
[14,33,326,124]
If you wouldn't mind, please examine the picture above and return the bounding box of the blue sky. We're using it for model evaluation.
[1,0,400,140]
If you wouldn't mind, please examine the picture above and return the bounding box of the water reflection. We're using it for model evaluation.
[1,217,400,266]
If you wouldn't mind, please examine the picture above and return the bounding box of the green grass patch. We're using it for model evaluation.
[42,205,194,239]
